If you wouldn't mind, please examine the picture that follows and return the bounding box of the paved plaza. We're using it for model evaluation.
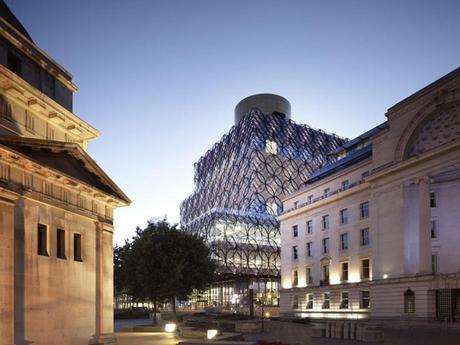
[114,320,460,345]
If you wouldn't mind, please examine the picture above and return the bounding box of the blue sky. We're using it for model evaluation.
[8,0,460,244]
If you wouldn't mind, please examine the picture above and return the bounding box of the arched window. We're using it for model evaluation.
[404,288,415,313]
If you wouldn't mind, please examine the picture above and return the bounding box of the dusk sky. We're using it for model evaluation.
[8,0,460,245]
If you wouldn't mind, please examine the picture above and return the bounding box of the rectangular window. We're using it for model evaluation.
[57,229,66,259]
[306,220,313,234]
[341,262,349,282]
[340,208,348,225]
[432,254,437,274]
[322,238,329,254]
[307,195,313,204]
[44,182,53,196]
[361,259,370,279]
[293,201,299,209]
[322,215,330,230]
[361,171,370,179]
[77,196,85,208]
[25,111,35,132]
[360,201,369,218]
[292,246,298,260]
[62,189,70,203]
[292,225,298,237]
[361,290,370,309]
[306,293,313,309]
[292,295,299,309]
[322,292,330,309]
[306,242,313,257]
[361,228,370,246]
[306,267,313,285]
[7,52,21,76]
[292,269,298,287]
[324,188,330,197]
[74,233,82,262]
[431,219,437,239]
[340,233,349,251]
[23,173,33,189]
[430,192,436,208]
[342,180,349,190]
[0,163,10,180]
[322,264,330,285]
[37,224,48,256]
[340,292,349,309]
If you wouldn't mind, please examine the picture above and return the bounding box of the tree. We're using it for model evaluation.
[114,218,216,323]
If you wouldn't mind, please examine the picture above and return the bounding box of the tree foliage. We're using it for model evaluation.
[114,218,216,319]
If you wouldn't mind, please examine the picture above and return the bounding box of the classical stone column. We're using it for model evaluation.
[0,192,17,345]
[91,222,117,345]
[418,176,432,275]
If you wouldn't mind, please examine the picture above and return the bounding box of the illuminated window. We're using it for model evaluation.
[341,262,349,282]
[404,289,415,313]
[340,208,348,225]
[361,259,370,279]
[360,201,369,218]
[340,292,349,309]
[342,180,349,190]
[340,233,349,251]
[306,267,313,285]
[306,220,313,234]
[306,242,313,257]
[292,269,298,287]
[266,140,278,155]
[322,238,329,254]
[37,224,48,256]
[292,225,298,237]
[361,290,370,309]
[292,246,298,260]
[306,293,313,309]
[322,293,330,309]
[57,229,66,259]
[74,233,82,262]
[322,215,330,230]
[430,192,436,208]
[361,228,370,246]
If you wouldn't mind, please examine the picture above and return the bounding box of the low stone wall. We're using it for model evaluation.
[312,321,384,342]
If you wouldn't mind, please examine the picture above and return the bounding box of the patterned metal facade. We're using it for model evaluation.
[180,108,346,304]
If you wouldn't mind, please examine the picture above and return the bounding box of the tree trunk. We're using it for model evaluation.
[153,297,157,325]
[171,296,177,320]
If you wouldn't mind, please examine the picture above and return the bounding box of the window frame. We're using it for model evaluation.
[73,233,83,262]
[361,258,370,280]
[360,201,370,219]
[341,262,349,282]
[37,224,48,256]
[322,215,330,230]
[340,208,349,225]
[57,228,66,259]
[340,232,349,251]
[292,225,298,237]
[361,228,370,246]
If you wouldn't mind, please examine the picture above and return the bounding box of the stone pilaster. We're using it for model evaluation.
[90,221,117,345]
[418,176,432,275]
[0,190,18,345]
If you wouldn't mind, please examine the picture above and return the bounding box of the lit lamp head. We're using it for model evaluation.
[207,329,219,339]
[264,312,270,318]
[165,323,177,333]
[383,274,388,279]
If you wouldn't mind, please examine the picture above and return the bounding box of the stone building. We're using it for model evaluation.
[0,2,130,345]
[279,67,460,322]
[180,94,345,308]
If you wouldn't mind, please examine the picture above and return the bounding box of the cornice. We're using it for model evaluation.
[0,65,100,141]
[0,16,77,92]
